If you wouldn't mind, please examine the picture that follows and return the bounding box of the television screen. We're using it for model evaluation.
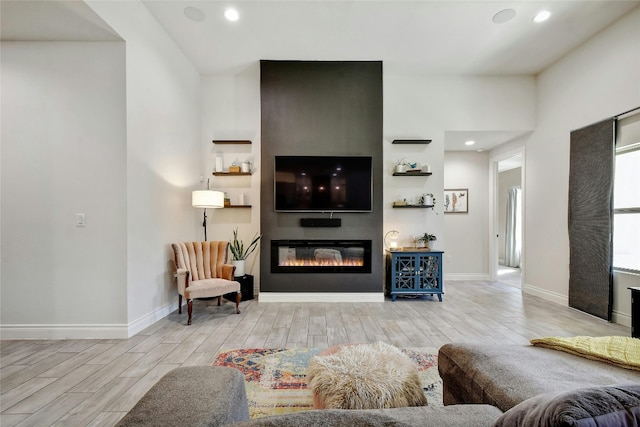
[274,156,372,212]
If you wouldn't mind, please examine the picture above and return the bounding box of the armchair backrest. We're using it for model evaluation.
[172,241,230,281]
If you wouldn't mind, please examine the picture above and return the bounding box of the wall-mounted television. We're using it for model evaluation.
[274,156,373,212]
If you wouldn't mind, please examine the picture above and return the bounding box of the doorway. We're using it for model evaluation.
[490,149,524,288]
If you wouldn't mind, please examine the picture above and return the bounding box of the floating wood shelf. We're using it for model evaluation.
[212,140,252,144]
[392,204,435,209]
[392,172,432,176]
[392,139,432,144]
[225,205,252,209]
[212,172,252,176]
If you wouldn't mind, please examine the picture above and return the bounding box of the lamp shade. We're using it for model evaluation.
[192,190,224,208]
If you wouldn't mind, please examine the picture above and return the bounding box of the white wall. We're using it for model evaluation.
[524,8,640,325]
[87,1,203,335]
[1,41,128,337]
[1,0,204,339]
[384,74,534,278]
[201,66,263,287]
[443,151,491,279]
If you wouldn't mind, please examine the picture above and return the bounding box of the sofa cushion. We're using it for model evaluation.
[232,410,412,427]
[493,384,640,427]
[438,343,640,412]
[378,405,502,427]
[185,278,240,299]
[232,405,503,427]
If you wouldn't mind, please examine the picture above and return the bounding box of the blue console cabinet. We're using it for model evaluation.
[386,250,444,301]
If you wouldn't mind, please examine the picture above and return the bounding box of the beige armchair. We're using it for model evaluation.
[171,241,241,325]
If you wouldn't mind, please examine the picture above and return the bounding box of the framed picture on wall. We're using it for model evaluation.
[444,189,468,213]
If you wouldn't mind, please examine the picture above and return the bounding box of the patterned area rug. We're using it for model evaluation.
[213,346,442,419]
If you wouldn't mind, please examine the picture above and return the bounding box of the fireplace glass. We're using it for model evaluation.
[271,240,372,273]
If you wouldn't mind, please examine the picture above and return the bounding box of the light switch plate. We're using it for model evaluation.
[76,213,86,227]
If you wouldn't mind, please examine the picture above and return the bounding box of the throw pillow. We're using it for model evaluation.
[493,384,640,427]
[308,342,428,410]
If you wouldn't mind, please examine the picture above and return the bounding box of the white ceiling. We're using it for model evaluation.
[141,0,638,76]
[3,0,638,153]
[0,1,121,42]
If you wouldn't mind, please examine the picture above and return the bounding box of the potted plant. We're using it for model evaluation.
[229,227,262,277]
[417,233,437,249]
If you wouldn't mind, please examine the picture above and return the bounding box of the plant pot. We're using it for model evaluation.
[232,260,245,277]
[394,164,406,173]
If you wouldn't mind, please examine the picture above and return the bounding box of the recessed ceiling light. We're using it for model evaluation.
[184,6,206,22]
[224,8,239,22]
[533,10,551,23]
[493,9,516,24]
[465,140,476,146]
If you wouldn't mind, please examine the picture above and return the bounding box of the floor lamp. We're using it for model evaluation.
[192,189,224,241]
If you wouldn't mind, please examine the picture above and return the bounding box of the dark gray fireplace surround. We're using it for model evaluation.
[260,60,383,293]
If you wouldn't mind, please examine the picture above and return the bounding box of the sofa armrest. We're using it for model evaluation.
[175,268,189,295]
[116,366,249,427]
[221,263,236,280]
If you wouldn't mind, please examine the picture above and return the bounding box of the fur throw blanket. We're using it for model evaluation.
[307,342,428,410]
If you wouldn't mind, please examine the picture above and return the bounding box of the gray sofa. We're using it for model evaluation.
[117,343,640,426]
[438,343,640,426]
[116,365,501,427]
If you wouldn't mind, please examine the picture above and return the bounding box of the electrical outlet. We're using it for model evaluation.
[76,213,86,227]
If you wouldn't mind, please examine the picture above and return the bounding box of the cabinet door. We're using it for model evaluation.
[416,254,441,291]
[393,254,417,291]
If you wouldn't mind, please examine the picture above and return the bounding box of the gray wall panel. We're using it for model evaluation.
[260,60,383,293]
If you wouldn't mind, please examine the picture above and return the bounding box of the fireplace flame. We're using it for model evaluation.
[278,258,364,267]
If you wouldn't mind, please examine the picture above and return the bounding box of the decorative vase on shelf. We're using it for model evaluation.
[232,260,245,277]
[394,164,406,173]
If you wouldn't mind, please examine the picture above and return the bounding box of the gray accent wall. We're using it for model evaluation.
[260,60,383,293]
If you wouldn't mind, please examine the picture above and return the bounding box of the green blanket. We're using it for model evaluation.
[531,335,640,371]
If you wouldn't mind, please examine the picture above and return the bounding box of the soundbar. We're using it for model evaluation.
[300,218,342,227]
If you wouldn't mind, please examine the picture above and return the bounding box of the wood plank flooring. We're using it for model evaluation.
[1,280,630,426]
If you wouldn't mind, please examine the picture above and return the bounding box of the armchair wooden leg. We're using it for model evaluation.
[187,299,193,325]
[235,291,241,314]
[178,295,183,314]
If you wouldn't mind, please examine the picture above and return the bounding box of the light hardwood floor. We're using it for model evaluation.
[1,280,630,426]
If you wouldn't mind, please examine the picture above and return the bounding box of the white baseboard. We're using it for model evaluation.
[258,292,385,303]
[127,302,176,337]
[0,302,177,340]
[444,273,490,281]
[522,283,568,306]
[0,324,129,340]
[612,310,632,328]
[523,284,632,327]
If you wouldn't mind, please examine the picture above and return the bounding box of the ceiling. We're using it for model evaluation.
[0,0,121,42]
[3,0,638,152]
[141,0,638,76]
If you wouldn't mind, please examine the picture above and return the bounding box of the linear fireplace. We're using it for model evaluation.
[271,240,372,273]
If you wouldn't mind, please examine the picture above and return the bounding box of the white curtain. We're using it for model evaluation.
[505,187,521,268]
